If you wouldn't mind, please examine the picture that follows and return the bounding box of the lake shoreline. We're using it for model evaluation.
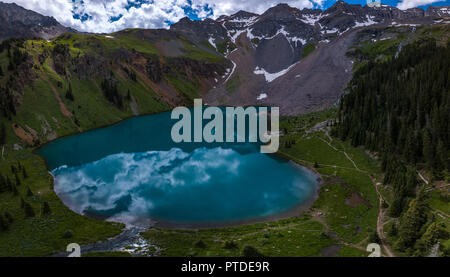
[51,157,324,231]
[140,161,323,230]
[37,110,325,232]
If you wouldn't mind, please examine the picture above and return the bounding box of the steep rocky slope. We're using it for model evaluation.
[171,1,449,114]
[0,29,229,147]
[1,0,450,144]
[0,2,72,41]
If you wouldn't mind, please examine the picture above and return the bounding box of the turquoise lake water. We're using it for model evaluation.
[38,111,318,226]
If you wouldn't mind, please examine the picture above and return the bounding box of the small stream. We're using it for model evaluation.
[395,26,416,59]
[51,226,160,257]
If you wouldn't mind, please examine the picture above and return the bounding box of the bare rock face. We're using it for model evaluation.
[218,10,259,31]
[170,16,228,45]
[2,0,449,116]
[146,55,162,83]
[169,1,437,77]
[425,6,450,17]
[404,8,425,18]
[0,2,71,41]
[169,1,448,115]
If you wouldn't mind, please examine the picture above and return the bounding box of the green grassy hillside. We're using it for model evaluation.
[0,24,448,257]
[0,30,228,256]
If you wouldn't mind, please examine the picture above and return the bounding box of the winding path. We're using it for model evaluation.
[373,181,394,257]
[314,125,395,257]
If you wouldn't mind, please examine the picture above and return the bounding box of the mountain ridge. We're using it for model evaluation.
[0,1,73,41]
[0,0,449,133]
[1,1,449,41]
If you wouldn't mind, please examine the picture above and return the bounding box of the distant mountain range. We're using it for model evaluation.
[0,0,449,118]
[169,1,450,114]
[2,1,448,42]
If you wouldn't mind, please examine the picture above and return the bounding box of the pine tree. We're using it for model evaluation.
[26,187,33,197]
[415,222,440,254]
[65,83,74,101]
[7,61,14,71]
[422,129,434,169]
[436,140,447,172]
[0,122,5,145]
[23,202,35,218]
[126,89,131,101]
[389,194,404,218]
[388,223,398,237]
[22,166,28,179]
[396,189,429,250]
[0,214,9,232]
[4,211,13,223]
[0,173,6,193]
[41,202,51,216]
[11,184,18,196]
[406,167,417,197]
[5,176,12,191]
[369,229,381,244]
[14,173,20,186]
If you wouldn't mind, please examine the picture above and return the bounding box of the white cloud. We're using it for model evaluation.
[397,0,442,9]
[3,0,194,33]
[3,0,326,33]
[194,0,325,18]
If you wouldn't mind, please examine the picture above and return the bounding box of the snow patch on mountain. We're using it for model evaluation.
[227,16,259,27]
[247,26,307,47]
[224,60,237,83]
[229,29,246,43]
[254,61,299,83]
[208,37,217,50]
[322,28,338,34]
[257,93,267,100]
[300,13,323,25]
[354,15,377,27]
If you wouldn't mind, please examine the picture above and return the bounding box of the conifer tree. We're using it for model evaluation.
[406,167,417,197]
[0,173,6,193]
[20,197,24,209]
[41,202,51,216]
[22,166,28,179]
[422,129,434,169]
[0,122,5,146]
[14,173,20,186]
[0,214,9,232]
[5,176,12,191]
[11,185,18,196]
[415,222,440,254]
[65,83,74,101]
[24,202,35,218]
[4,211,13,223]
[396,189,429,250]
[26,187,33,197]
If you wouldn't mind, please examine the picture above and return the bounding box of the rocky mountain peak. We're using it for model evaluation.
[0,1,71,41]
[229,10,259,20]
[325,1,364,15]
[425,6,450,17]
[259,3,302,21]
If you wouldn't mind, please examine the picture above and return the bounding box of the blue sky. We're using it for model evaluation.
[3,0,450,33]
